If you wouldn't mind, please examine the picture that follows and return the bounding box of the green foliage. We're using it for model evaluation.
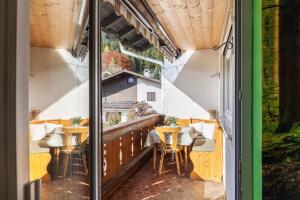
[262,10,280,133]
[101,32,120,52]
[128,46,163,80]
[107,113,121,126]
[164,116,178,126]
[101,32,163,80]
[262,123,300,199]
[262,3,300,199]
[71,117,82,125]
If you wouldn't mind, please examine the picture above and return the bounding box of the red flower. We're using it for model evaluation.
[102,51,133,72]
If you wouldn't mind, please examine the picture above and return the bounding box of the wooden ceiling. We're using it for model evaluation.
[30,0,231,51]
[30,0,84,49]
[145,0,232,50]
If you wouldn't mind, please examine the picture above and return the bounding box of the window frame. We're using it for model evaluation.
[224,48,234,123]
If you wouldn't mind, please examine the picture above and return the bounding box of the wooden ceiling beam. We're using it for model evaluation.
[119,26,135,37]
[102,14,123,28]
[129,34,144,46]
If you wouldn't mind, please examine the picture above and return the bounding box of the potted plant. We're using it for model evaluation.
[165,116,178,127]
[71,117,82,128]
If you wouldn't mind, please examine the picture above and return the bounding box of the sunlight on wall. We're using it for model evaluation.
[162,50,220,119]
[56,49,89,83]
[39,81,89,119]
[162,78,210,119]
[30,47,89,120]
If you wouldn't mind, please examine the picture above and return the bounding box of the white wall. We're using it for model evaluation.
[30,47,89,120]
[137,78,162,113]
[163,48,236,200]
[121,110,128,122]
[162,50,220,119]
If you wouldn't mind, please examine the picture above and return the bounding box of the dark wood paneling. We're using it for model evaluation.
[102,114,163,199]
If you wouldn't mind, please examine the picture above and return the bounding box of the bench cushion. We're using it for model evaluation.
[192,138,214,152]
[30,123,47,141]
[202,123,215,140]
[189,122,203,135]
[30,141,49,153]
[45,122,63,134]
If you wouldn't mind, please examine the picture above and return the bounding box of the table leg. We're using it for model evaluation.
[153,144,157,172]
[61,150,71,177]
[184,146,188,175]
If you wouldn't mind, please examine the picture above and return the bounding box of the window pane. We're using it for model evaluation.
[29,0,90,199]
[147,92,156,101]
[225,59,232,114]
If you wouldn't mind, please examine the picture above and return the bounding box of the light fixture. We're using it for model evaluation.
[127,76,134,84]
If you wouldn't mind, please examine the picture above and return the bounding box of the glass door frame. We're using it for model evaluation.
[252,0,262,199]
[4,0,258,199]
[89,0,103,199]
[237,0,260,199]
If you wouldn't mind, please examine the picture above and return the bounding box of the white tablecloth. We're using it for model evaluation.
[144,126,198,147]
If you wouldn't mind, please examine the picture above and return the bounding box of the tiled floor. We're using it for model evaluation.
[41,154,90,200]
[41,154,224,200]
[108,156,224,200]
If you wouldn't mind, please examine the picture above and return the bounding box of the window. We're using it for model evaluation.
[147,92,156,101]
[222,44,234,127]
[221,28,235,140]
[222,27,234,126]
[224,58,232,115]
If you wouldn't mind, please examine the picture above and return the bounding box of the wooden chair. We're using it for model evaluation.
[156,127,183,176]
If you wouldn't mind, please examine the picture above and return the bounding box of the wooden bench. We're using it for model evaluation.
[29,118,88,181]
[177,119,223,182]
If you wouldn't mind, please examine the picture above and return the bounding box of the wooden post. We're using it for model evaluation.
[153,144,156,172]
[184,146,188,175]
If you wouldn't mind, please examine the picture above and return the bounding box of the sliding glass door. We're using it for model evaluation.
[28,0,96,199]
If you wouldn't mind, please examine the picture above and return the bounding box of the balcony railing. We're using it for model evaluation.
[102,114,164,198]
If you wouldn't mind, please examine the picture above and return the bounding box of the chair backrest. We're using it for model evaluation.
[30,118,89,127]
[176,119,191,127]
[176,118,218,127]
[156,127,181,150]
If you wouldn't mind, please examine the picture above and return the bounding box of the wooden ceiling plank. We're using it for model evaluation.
[198,0,212,48]
[167,0,196,49]
[186,0,205,49]
[30,0,80,49]
[212,0,231,47]
[147,0,185,48]
[147,0,195,49]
